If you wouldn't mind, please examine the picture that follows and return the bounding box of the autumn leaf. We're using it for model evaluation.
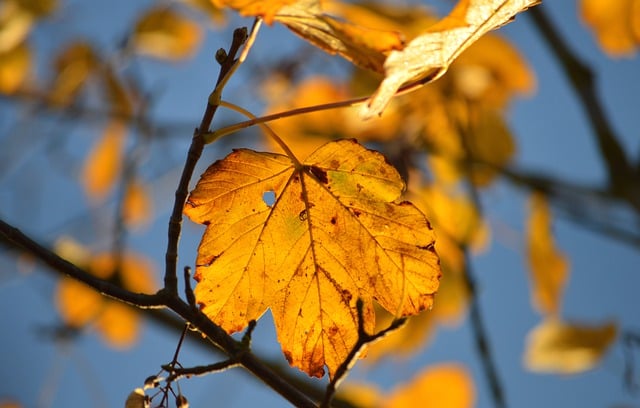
[81,120,127,201]
[55,240,157,349]
[362,0,540,118]
[580,0,640,56]
[184,139,441,378]
[384,364,476,408]
[123,179,153,229]
[132,7,203,60]
[48,41,99,106]
[526,193,569,316]
[215,0,405,72]
[524,318,618,374]
[0,42,30,94]
[339,363,475,408]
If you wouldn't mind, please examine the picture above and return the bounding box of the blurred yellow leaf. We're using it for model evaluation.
[581,0,640,56]
[262,76,403,159]
[0,42,30,94]
[55,247,157,348]
[452,33,535,106]
[184,139,441,378]
[56,277,105,327]
[337,382,382,408]
[48,41,99,106]
[103,68,134,117]
[362,0,539,118]
[211,0,298,23]
[383,364,476,408]
[524,318,618,374]
[132,7,203,60]
[96,301,139,349]
[526,193,569,316]
[0,1,33,52]
[81,121,127,201]
[123,179,153,229]
[182,0,225,24]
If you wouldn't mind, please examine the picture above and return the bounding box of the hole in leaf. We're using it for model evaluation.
[262,190,276,207]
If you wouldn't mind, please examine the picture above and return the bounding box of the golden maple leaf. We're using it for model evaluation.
[184,139,441,378]
[362,0,540,118]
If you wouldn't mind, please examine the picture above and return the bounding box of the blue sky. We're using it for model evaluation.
[1,1,639,407]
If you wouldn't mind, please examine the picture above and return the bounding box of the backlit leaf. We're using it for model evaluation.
[132,7,203,60]
[526,193,569,316]
[215,0,404,72]
[580,0,640,56]
[383,363,475,408]
[48,41,99,106]
[123,179,153,229]
[55,244,157,348]
[524,318,618,374]
[184,139,441,378]
[81,120,127,201]
[362,0,540,118]
[0,42,30,94]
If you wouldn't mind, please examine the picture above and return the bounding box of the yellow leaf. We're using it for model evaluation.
[182,0,225,24]
[184,139,441,378]
[580,0,640,56]
[56,276,105,327]
[55,246,157,348]
[524,318,618,374]
[337,382,382,408]
[452,33,535,106]
[383,364,476,408]
[0,42,30,94]
[123,180,153,229]
[0,400,22,408]
[0,1,33,53]
[81,121,127,201]
[262,76,404,159]
[362,0,540,118]
[132,7,203,60]
[48,41,99,106]
[96,301,140,349]
[526,193,569,316]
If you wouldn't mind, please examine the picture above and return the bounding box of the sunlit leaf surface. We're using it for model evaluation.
[526,193,569,316]
[185,139,441,377]
[581,0,640,56]
[362,0,540,118]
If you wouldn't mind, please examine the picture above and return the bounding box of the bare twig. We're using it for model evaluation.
[163,25,252,294]
[321,299,406,408]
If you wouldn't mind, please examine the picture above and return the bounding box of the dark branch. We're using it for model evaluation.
[528,6,640,211]
[0,218,165,309]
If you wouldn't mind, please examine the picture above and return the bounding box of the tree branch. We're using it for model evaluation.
[0,218,165,308]
[528,5,640,211]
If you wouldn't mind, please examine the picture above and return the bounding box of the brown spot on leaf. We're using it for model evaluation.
[307,165,328,184]
[330,216,337,225]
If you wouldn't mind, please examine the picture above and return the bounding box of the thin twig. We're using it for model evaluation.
[164,360,239,382]
[163,25,253,294]
[321,299,406,408]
